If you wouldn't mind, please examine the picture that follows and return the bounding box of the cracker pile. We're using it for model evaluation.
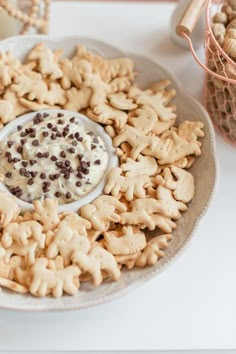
[0,43,204,297]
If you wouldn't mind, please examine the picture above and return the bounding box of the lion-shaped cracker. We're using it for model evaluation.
[87,104,127,129]
[33,199,60,232]
[1,220,46,249]
[136,234,172,267]
[72,243,120,287]
[104,226,146,255]
[29,258,81,298]
[46,219,91,266]
[104,167,151,201]
[121,155,158,177]
[0,192,20,228]
[27,43,63,80]
[80,195,127,232]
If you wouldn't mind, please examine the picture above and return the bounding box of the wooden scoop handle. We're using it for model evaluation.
[176,0,206,37]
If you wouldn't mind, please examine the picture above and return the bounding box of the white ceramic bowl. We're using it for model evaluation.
[0,35,218,311]
[0,109,118,213]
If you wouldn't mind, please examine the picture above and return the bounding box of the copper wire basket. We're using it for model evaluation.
[176,0,236,145]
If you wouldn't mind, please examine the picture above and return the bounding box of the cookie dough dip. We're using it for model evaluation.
[0,112,108,205]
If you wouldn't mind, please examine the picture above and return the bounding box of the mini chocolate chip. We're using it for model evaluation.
[77,154,83,160]
[81,161,88,169]
[64,173,70,179]
[49,174,55,181]
[25,128,31,134]
[77,137,83,142]
[40,172,46,179]
[91,144,96,150]
[30,159,37,165]
[17,146,23,154]
[24,171,30,178]
[43,113,49,118]
[94,159,101,165]
[43,152,49,158]
[55,191,61,198]
[52,126,58,132]
[43,131,49,137]
[36,152,43,158]
[86,181,91,185]
[61,168,67,174]
[56,132,62,138]
[57,113,64,117]
[20,139,26,145]
[69,148,75,153]
[87,131,94,136]
[15,190,23,198]
[22,161,28,167]
[83,168,89,175]
[7,141,14,148]
[54,173,60,179]
[30,171,37,177]
[68,167,74,173]
[32,139,39,146]
[62,131,68,137]
[27,178,34,185]
[7,157,12,163]
[72,140,77,146]
[13,158,20,163]
[60,151,66,158]
[76,181,82,187]
[70,117,75,123]
[65,160,71,167]
[77,172,83,179]
[51,133,57,140]
[47,123,53,129]
[5,151,11,157]
[5,172,12,178]
[58,119,64,124]
[65,124,69,129]
[19,168,26,176]
[29,133,36,138]
[68,134,74,139]
[56,161,63,168]
[17,125,22,131]
[75,132,80,138]
[51,155,57,161]
[93,138,99,144]
[20,131,27,137]
[87,162,91,167]
[36,113,42,119]
[65,192,71,199]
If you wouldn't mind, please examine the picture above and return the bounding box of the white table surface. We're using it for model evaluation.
[0,1,236,351]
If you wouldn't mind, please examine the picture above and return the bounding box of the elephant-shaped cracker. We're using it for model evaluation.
[80,195,127,231]
[33,199,60,232]
[46,220,90,266]
[135,89,177,122]
[72,243,120,287]
[1,221,45,248]
[136,234,172,267]
[29,258,80,298]
[27,43,63,80]
[121,155,158,177]
[104,226,146,255]
[0,192,20,228]
[104,167,151,201]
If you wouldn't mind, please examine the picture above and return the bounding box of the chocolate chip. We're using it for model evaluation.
[43,113,49,118]
[60,151,66,158]
[32,139,39,146]
[69,148,75,153]
[22,161,28,167]
[5,151,11,157]
[13,158,20,163]
[17,146,23,154]
[57,113,64,117]
[49,174,56,181]
[40,172,46,179]
[51,133,57,140]
[56,132,62,138]
[47,123,53,129]
[30,159,37,166]
[91,144,96,150]
[64,173,70,179]
[20,139,26,145]
[72,140,77,147]
[65,192,71,199]
[83,168,89,175]
[43,152,49,158]
[76,181,82,187]
[68,134,74,139]
[77,154,83,160]
[81,161,88,169]
[25,128,31,134]
[7,157,12,163]
[68,167,74,173]
[86,181,91,185]
[87,131,93,136]
[55,191,61,198]
[30,171,37,177]
[62,131,68,137]
[77,172,83,179]
[17,125,22,131]
[36,113,42,119]
[94,159,101,165]
[20,131,27,137]
[52,126,58,132]
[54,173,60,179]
[51,155,57,161]
[27,178,34,185]
[24,171,30,178]
[70,117,75,123]
[93,137,99,144]
[36,152,43,158]
[58,119,64,124]
[43,131,49,137]
[29,133,36,138]
[65,160,71,167]
[5,172,12,178]
[77,137,83,142]
[61,168,67,174]
[19,168,26,176]
[56,161,63,168]
[7,141,14,148]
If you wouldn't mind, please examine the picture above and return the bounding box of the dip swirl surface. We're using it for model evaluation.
[0,112,108,205]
